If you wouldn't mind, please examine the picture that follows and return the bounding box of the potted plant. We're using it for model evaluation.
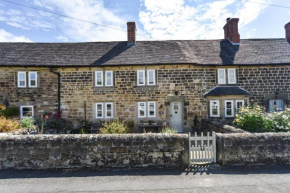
[152,120,157,125]
[142,120,149,125]
[127,120,135,133]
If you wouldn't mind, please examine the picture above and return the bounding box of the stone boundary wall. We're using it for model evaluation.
[216,133,290,166]
[0,134,189,170]
[201,118,247,133]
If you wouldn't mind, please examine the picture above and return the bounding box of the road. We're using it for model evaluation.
[1,165,290,193]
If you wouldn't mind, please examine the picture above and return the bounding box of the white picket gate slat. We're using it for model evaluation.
[189,132,216,164]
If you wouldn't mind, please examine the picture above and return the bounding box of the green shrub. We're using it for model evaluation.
[34,111,72,133]
[20,117,35,129]
[100,118,129,134]
[161,126,178,134]
[127,120,135,128]
[234,104,290,132]
[0,119,20,132]
[0,106,19,118]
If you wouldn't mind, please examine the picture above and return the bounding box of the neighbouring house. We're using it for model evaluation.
[0,18,290,132]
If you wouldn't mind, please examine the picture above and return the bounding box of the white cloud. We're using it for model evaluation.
[0,29,32,42]
[0,7,55,31]
[56,35,69,42]
[139,0,270,40]
[36,0,128,41]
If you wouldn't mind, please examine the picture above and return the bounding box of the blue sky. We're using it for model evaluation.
[0,0,289,42]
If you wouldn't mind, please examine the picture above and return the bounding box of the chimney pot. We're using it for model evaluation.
[127,22,136,46]
[223,18,240,45]
[285,22,290,40]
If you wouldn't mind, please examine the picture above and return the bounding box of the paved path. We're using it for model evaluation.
[1,165,290,193]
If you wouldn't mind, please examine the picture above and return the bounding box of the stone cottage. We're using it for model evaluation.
[0,18,290,132]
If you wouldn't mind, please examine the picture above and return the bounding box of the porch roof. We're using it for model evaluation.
[203,86,252,97]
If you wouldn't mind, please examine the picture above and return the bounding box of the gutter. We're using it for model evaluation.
[49,68,61,113]
[2,62,290,67]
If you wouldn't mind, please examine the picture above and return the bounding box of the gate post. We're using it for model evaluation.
[182,133,190,166]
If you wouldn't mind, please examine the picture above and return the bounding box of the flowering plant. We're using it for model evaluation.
[234,104,290,132]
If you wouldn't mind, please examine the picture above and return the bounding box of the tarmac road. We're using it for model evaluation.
[0,165,290,193]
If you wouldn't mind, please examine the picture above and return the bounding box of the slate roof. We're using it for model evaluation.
[203,86,252,97]
[0,39,290,67]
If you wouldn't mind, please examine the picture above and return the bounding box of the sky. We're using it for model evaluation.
[0,0,289,42]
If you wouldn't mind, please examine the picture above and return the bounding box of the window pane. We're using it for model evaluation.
[148,70,154,85]
[96,104,103,118]
[106,103,113,118]
[22,107,33,117]
[228,69,236,83]
[218,70,225,84]
[20,73,25,80]
[96,72,103,86]
[30,80,36,86]
[225,101,233,116]
[138,72,144,84]
[149,103,155,117]
[30,73,36,79]
[237,102,242,109]
[139,103,145,117]
[106,71,113,86]
[20,81,25,86]
[211,101,218,116]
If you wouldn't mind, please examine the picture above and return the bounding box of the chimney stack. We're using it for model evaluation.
[285,22,290,41]
[127,22,136,46]
[223,18,240,45]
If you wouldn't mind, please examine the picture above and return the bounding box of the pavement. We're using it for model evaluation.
[1,164,290,193]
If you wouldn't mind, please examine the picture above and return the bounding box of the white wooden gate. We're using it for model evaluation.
[189,132,216,164]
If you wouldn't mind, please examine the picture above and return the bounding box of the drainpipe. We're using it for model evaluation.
[49,68,61,113]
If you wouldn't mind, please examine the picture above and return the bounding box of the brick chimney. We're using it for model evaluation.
[285,22,290,40]
[223,18,240,45]
[127,22,136,46]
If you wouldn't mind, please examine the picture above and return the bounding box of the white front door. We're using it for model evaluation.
[170,102,183,132]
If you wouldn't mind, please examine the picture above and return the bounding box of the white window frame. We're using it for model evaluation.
[147,69,156,86]
[217,69,226,84]
[269,99,284,112]
[95,103,104,118]
[17,71,26,88]
[20,105,34,118]
[105,71,113,86]
[105,102,114,119]
[228,68,237,84]
[138,102,147,118]
[224,100,234,118]
[28,72,38,88]
[137,70,145,86]
[147,102,156,117]
[95,71,103,87]
[210,100,220,117]
[235,100,244,113]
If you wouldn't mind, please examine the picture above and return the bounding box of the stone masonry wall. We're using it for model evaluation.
[1,65,290,126]
[239,66,290,108]
[59,65,216,130]
[200,118,247,133]
[0,67,58,115]
[216,133,290,166]
[0,134,189,169]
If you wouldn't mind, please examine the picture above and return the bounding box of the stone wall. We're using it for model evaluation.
[0,67,58,115]
[200,118,247,133]
[238,66,290,109]
[59,65,216,131]
[1,65,290,128]
[216,133,290,166]
[0,134,189,169]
